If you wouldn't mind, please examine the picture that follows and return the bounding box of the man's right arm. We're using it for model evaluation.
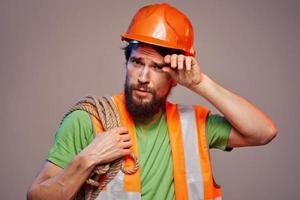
[27,111,132,200]
[27,156,94,200]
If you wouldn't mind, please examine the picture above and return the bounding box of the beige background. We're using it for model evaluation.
[1,0,299,199]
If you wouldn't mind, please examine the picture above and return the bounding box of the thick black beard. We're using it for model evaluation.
[124,78,169,120]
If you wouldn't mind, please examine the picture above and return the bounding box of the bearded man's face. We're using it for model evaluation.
[124,44,174,119]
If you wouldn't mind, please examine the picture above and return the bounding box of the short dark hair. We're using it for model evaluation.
[123,41,184,63]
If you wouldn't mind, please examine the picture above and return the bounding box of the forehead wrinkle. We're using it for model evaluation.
[134,46,164,66]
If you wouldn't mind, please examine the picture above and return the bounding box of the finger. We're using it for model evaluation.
[120,134,131,142]
[114,126,128,134]
[170,54,177,68]
[122,140,132,149]
[191,57,198,68]
[164,55,171,64]
[185,56,192,71]
[178,55,185,70]
[121,149,132,156]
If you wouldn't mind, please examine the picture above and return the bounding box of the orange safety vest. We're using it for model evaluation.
[89,93,222,200]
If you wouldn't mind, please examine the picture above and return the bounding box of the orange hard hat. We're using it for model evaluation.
[121,3,196,56]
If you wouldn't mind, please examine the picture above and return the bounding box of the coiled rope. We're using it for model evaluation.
[61,95,139,200]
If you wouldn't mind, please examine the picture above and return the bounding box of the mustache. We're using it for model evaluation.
[130,83,155,94]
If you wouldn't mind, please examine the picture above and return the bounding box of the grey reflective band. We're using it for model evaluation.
[96,171,141,200]
[96,192,141,200]
[178,105,205,200]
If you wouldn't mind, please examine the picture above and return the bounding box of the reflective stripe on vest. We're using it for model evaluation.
[178,105,205,199]
[178,105,222,200]
[96,171,141,200]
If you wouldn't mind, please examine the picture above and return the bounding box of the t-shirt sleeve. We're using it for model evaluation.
[47,110,94,168]
[206,114,232,151]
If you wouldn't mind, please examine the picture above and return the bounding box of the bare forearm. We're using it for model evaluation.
[28,127,132,200]
[28,156,94,200]
[191,74,277,144]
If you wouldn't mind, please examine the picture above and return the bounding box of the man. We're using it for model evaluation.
[27,3,277,200]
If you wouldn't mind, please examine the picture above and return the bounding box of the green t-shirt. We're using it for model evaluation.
[47,109,231,199]
[135,112,174,200]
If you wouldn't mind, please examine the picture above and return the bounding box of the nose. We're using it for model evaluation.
[138,65,150,84]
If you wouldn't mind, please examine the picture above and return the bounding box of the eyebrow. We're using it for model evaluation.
[153,62,169,69]
[130,56,143,63]
[130,56,169,68]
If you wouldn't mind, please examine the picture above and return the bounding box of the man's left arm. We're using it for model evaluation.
[163,54,278,148]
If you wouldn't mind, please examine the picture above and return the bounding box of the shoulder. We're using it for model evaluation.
[55,110,94,144]
[61,110,91,125]
[206,113,232,151]
[47,110,94,168]
[57,110,91,132]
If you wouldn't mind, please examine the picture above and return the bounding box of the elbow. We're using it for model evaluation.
[26,187,35,200]
[27,185,41,200]
[258,125,278,145]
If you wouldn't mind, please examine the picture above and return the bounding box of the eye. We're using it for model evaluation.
[153,65,163,71]
[130,58,143,67]
[133,60,142,65]
[152,64,167,72]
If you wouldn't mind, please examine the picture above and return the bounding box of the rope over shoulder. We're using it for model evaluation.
[61,95,139,200]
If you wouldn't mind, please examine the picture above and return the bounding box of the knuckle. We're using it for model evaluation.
[111,128,118,134]
[115,127,122,132]
[114,127,126,135]
[171,54,177,61]
[115,134,121,142]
